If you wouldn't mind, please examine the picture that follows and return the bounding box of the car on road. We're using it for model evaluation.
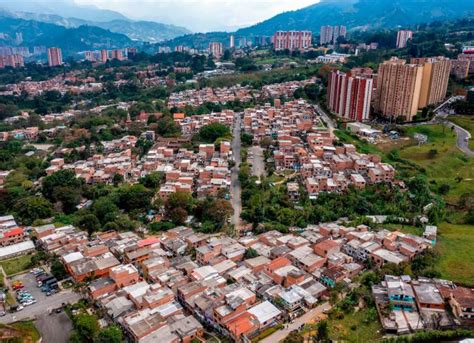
[16,305,24,311]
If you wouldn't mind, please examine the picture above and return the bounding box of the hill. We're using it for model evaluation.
[0,16,133,56]
[1,0,127,23]
[236,0,474,36]
[7,11,190,43]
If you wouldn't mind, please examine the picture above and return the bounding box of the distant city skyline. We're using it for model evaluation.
[75,0,319,32]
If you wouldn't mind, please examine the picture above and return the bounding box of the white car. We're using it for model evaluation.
[16,305,24,311]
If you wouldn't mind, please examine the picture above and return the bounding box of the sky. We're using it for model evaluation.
[74,0,319,32]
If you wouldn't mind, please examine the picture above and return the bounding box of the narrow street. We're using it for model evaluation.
[260,302,332,343]
[315,104,335,131]
[230,113,242,234]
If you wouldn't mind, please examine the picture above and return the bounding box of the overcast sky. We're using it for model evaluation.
[75,0,318,32]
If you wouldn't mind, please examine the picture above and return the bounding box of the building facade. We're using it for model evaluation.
[374,58,423,121]
[411,57,451,109]
[273,31,312,51]
[396,30,413,49]
[47,47,63,67]
[320,25,347,45]
[209,42,223,58]
[327,69,373,121]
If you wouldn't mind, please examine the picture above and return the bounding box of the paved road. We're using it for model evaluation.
[230,113,242,233]
[315,104,335,131]
[0,290,80,324]
[36,311,73,343]
[260,302,331,343]
[450,122,474,157]
[405,96,474,157]
[248,146,265,179]
[431,96,473,157]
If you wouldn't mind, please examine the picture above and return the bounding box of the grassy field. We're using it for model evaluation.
[449,115,474,150]
[435,223,474,286]
[328,307,382,342]
[0,254,33,276]
[0,321,41,343]
[383,223,424,236]
[399,125,474,204]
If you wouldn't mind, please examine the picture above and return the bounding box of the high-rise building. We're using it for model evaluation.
[47,47,63,67]
[15,32,23,45]
[84,51,95,62]
[0,54,24,69]
[458,53,474,74]
[273,31,312,51]
[209,42,223,58]
[127,47,137,58]
[229,35,235,49]
[33,46,47,56]
[320,25,347,45]
[374,57,423,122]
[396,30,413,48]
[411,57,451,109]
[320,26,333,45]
[100,49,108,63]
[111,49,125,61]
[327,69,374,122]
[451,59,470,79]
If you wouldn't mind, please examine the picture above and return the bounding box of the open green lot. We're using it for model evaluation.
[399,125,474,204]
[328,307,382,342]
[449,115,474,150]
[0,254,33,276]
[435,223,474,286]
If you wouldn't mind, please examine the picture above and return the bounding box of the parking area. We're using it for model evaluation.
[0,269,80,324]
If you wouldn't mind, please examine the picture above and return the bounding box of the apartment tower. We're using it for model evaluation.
[327,69,374,122]
[273,31,312,51]
[209,42,223,58]
[396,30,413,48]
[47,47,63,67]
[411,57,451,109]
[374,57,423,121]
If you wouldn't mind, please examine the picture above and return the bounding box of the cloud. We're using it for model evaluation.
[74,0,318,32]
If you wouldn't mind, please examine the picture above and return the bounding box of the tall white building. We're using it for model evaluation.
[396,30,413,49]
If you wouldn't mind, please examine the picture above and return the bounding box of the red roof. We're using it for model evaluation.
[137,237,160,248]
[267,256,291,272]
[3,227,23,238]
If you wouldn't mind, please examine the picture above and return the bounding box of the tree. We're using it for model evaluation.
[50,257,68,280]
[241,133,254,146]
[118,184,154,212]
[95,325,123,343]
[169,207,188,225]
[139,172,164,189]
[14,196,53,225]
[75,214,101,236]
[52,186,82,214]
[112,174,124,186]
[316,320,329,342]
[244,247,259,259]
[42,170,83,201]
[92,197,119,225]
[74,314,100,342]
[199,123,231,143]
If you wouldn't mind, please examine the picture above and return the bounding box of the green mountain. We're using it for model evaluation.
[236,0,474,36]
[8,11,191,43]
[0,16,133,56]
[1,0,128,23]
